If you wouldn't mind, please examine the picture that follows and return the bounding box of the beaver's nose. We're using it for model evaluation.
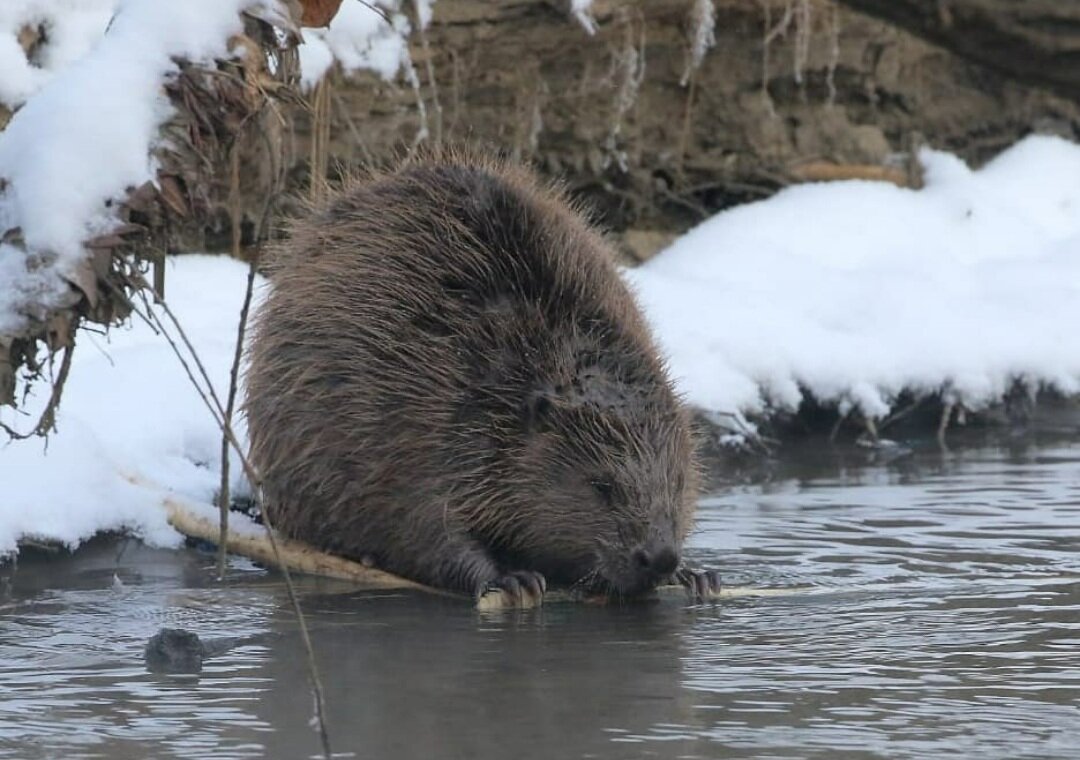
[631,543,679,581]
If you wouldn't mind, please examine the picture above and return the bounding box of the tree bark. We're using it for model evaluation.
[833,0,1080,97]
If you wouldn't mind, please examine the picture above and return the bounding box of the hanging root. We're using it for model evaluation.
[681,0,717,87]
[825,1,840,105]
[862,414,879,443]
[937,401,954,448]
[412,0,443,148]
[603,8,646,172]
[828,407,849,443]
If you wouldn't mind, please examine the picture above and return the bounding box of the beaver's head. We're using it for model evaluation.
[496,377,698,597]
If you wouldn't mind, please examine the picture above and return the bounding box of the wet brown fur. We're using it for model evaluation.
[244,153,699,597]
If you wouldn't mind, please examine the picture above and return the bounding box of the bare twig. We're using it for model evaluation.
[828,407,849,443]
[825,2,840,106]
[603,11,646,172]
[878,393,929,431]
[398,24,430,149]
[331,90,374,164]
[937,401,954,449]
[863,414,879,442]
[135,276,332,760]
[137,276,227,421]
[0,341,74,441]
[793,0,812,86]
[760,0,794,115]
[309,76,332,203]
[412,0,443,148]
[354,0,394,27]
[680,0,717,87]
[676,66,698,179]
[217,144,259,580]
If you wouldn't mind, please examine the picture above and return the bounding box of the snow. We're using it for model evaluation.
[570,0,597,36]
[2,135,1080,556]
[0,0,117,109]
[297,1,421,90]
[0,255,262,556]
[0,0,274,336]
[627,135,1080,417]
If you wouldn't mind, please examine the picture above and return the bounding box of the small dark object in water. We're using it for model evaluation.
[144,627,246,674]
[145,628,207,674]
[245,154,721,606]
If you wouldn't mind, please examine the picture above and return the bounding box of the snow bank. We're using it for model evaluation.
[0,255,261,555]
[627,135,1080,417]
[0,0,277,335]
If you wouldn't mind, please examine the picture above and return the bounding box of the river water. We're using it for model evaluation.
[1,440,1078,759]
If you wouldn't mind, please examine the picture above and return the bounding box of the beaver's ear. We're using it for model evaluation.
[521,390,556,433]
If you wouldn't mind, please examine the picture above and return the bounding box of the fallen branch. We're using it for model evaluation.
[790,161,913,188]
[165,496,434,592]
[162,494,800,609]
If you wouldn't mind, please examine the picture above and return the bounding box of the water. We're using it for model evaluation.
[1,441,1078,759]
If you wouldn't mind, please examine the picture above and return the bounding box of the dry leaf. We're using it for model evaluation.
[62,259,99,309]
[158,174,189,217]
[300,0,344,27]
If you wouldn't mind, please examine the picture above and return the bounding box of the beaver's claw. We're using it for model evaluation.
[476,571,547,610]
[675,567,722,601]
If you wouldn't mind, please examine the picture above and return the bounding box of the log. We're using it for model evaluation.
[788,160,913,188]
[164,497,434,593]
[163,496,799,609]
[832,0,1080,98]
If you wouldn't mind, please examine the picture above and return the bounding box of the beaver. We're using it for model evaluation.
[244,155,720,606]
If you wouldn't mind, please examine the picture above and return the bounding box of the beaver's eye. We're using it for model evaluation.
[590,478,615,506]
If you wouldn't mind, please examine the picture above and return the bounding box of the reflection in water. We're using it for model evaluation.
[256,595,696,760]
[1,443,1078,759]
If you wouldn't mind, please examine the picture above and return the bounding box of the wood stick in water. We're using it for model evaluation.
[163,496,797,608]
[164,497,433,593]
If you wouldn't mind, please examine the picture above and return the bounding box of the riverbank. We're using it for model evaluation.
[3,136,1080,556]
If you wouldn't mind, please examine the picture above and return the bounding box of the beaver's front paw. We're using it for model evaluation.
[675,567,722,602]
[476,571,547,610]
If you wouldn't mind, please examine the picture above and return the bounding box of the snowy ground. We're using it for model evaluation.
[0,255,261,555]
[2,136,1080,556]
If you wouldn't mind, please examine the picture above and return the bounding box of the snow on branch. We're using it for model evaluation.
[0,0,303,419]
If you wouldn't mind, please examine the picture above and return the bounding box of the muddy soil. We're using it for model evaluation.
[282,0,1080,259]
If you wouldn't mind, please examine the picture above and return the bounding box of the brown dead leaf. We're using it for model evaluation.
[16,24,43,55]
[61,259,98,309]
[125,181,158,213]
[44,312,74,352]
[158,174,189,217]
[228,33,265,74]
[300,0,344,27]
